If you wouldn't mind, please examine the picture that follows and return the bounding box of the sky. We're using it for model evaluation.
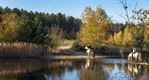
[0,0,148,23]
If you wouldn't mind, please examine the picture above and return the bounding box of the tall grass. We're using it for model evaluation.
[0,42,49,59]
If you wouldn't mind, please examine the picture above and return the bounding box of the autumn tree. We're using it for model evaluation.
[130,9,149,49]
[122,26,133,47]
[113,31,123,47]
[44,25,64,50]
[144,19,149,48]
[119,0,149,50]
[78,6,110,48]
[0,12,18,42]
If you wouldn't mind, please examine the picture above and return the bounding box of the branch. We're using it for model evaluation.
[119,0,130,23]
[116,12,127,21]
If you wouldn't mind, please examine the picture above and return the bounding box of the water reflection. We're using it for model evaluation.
[44,59,84,80]
[101,59,149,80]
[85,58,95,69]
[0,59,46,80]
[0,59,148,80]
[128,64,143,76]
[0,59,44,75]
[81,58,105,80]
[103,63,132,80]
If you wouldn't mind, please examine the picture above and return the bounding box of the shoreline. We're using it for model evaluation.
[43,55,120,60]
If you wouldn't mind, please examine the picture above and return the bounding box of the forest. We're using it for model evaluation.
[0,5,149,57]
[0,6,82,42]
[76,6,149,55]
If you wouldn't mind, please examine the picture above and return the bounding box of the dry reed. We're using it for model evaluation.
[0,42,49,59]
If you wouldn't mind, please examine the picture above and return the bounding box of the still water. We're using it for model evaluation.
[0,58,148,80]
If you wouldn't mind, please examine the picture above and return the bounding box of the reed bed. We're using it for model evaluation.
[0,42,49,59]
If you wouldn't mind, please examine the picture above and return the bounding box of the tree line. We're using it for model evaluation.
[77,6,149,51]
[0,6,82,49]
[0,6,149,51]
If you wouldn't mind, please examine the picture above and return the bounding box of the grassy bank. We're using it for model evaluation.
[0,42,50,59]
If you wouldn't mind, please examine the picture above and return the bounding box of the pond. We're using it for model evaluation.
[0,58,148,80]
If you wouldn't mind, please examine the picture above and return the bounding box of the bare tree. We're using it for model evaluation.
[119,0,130,23]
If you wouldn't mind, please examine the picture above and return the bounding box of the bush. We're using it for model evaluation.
[44,25,64,51]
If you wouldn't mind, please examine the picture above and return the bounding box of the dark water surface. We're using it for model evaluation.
[0,58,148,80]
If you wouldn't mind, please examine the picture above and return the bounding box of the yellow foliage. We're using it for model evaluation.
[107,26,133,48]
[0,12,18,41]
[122,27,133,46]
[145,20,149,43]
[78,6,110,47]
[108,35,114,44]
[113,31,122,46]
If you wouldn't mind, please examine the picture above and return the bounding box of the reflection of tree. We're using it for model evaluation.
[103,63,132,80]
[103,62,149,80]
[0,59,85,80]
[0,73,46,80]
[0,59,46,80]
[44,66,65,80]
[1,59,149,80]
[140,65,149,80]
[0,59,45,75]
[44,60,84,80]
[106,64,114,73]
[80,59,105,80]
[81,67,105,80]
